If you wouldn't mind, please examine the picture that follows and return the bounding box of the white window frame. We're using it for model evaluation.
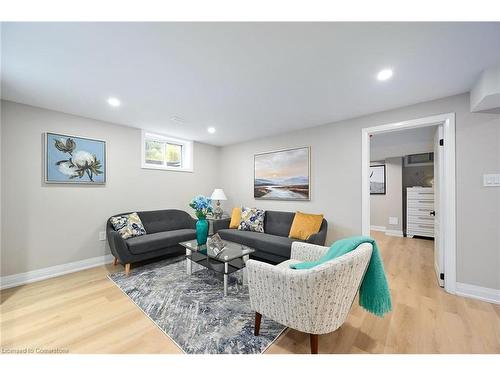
[141,130,193,172]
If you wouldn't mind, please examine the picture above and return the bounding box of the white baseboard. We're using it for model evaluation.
[370,226,403,237]
[455,282,500,305]
[385,230,404,237]
[1,254,114,290]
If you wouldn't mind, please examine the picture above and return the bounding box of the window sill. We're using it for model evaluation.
[141,164,193,173]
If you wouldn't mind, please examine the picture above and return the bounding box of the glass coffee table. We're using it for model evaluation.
[179,238,255,296]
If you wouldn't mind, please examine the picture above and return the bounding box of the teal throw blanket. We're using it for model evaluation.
[290,236,392,317]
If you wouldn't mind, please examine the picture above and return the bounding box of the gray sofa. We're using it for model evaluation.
[107,209,197,273]
[213,210,328,264]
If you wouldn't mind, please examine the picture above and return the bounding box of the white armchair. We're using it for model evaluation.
[247,241,372,354]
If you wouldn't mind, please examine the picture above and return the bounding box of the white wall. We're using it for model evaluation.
[370,158,403,233]
[219,93,500,290]
[2,93,500,291]
[470,63,500,113]
[370,126,435,160]
[0,100,220,276]
[0,24,3,266]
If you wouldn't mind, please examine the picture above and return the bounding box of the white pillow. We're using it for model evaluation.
[238,207,265,233]
[110,212,147,239]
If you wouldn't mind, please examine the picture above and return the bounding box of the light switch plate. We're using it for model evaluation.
[99,231,106,241]
[483,174,500,187]
[389,217,399,225]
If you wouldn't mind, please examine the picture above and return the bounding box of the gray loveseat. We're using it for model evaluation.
[213,210,328,264]
[107,209,197,274]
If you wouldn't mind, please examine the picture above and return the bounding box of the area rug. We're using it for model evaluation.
[108,256,286,354]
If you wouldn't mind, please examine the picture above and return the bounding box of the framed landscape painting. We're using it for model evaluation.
[45,132,106,184]
[370,164,385,194]
[254,146,310,201]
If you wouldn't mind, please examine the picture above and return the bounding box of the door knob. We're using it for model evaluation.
[430,210,436,216]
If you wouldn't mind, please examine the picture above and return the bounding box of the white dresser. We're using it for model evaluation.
[406,187,435,238]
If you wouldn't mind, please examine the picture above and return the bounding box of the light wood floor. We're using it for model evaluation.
[1,232,499,354]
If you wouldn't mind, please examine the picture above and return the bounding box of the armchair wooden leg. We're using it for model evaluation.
[113,257,118,266]
[310,334,318,354]
[125,263,131,275]
[254,312,262,336]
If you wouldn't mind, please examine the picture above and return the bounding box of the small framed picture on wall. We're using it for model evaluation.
[370,164,385,195]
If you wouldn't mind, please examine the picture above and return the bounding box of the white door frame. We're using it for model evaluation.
[361,113,457,294]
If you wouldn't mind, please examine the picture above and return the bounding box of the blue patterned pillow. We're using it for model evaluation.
[110,212,147,239]
[238,207,265,232]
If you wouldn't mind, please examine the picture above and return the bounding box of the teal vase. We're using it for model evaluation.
[196,218,209,246]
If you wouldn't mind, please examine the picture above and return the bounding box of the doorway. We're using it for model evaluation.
[361,113,456,294]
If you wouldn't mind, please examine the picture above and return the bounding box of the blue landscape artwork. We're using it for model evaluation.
[45,132,106,184]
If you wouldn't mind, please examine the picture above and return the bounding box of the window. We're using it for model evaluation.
[142,131,193,172]
[145,140,164,165]
[166,143,182,167]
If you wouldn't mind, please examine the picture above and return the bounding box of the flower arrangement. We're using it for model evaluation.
[189,195,213,219]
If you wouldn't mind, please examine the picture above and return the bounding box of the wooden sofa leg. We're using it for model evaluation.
[254,312,262,336]
[310,334,318,354]
[113,257,118,266]
[125,263,131,275]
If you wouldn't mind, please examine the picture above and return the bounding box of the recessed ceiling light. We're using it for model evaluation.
[207,127,216,134]
[107,97,121,107]
[377,69,393,81]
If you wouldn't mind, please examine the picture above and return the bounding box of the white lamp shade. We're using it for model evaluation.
[211,188,227,201]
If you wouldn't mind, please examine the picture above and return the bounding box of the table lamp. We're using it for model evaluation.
[210,189,227,219]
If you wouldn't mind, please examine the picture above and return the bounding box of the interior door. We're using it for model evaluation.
[433,125,445,287]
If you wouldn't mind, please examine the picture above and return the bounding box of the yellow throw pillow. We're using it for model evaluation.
[289,211,324,241]
[229,207,242,229]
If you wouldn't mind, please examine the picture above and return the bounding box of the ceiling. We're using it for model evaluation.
[2,22,500,146]
[370,126,437,161]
